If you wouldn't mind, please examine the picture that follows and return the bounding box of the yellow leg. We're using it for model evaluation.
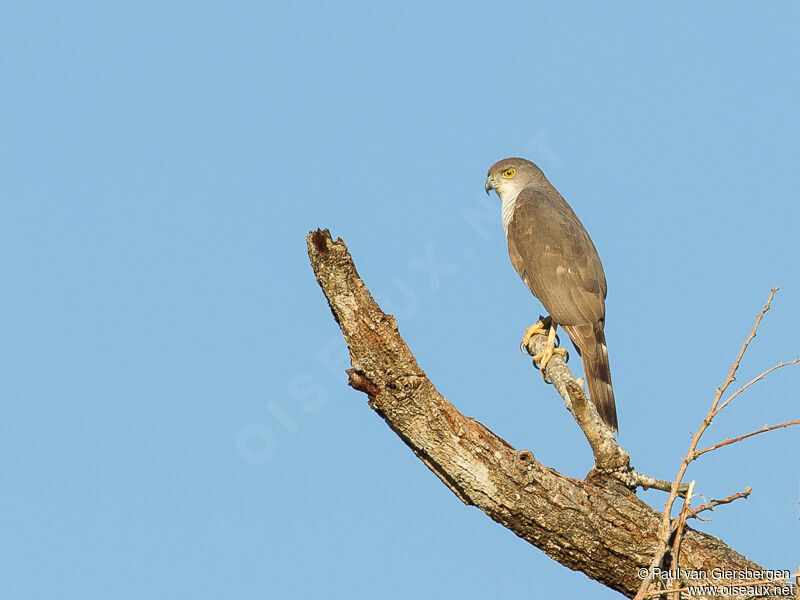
[521,317,568,382]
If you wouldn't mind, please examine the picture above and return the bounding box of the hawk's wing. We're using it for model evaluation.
[506,187,606,327]
[507,187,618,431]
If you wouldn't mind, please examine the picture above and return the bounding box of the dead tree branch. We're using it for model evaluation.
[306,229,790,599]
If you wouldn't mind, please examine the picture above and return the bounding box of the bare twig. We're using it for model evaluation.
[713,358,800,417]
[668,480,695,599]
[694,419,800,458]
[686,487,751,520]
[711,287,779,413]
[620,470,690,497]
[633,288,780,600]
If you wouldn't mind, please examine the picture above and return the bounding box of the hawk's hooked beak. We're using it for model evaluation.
[485,177,495,195]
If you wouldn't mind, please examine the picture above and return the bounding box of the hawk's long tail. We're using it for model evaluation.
[562,322,618,433]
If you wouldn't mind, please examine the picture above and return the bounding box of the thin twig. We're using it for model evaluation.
[694,419,800,458]
[686,487,751,519]
[713,358,800,417]
[669,480,695,599]
[633,288,779,600]
[709,287,779,416]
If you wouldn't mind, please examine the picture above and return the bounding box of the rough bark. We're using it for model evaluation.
[306,228,787,599]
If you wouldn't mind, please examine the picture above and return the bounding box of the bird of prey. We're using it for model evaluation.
[485,157,618,432]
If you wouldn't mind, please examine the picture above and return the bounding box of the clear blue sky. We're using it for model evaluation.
[2,2,798,598]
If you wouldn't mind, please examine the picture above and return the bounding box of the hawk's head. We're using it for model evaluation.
[485,157,548,200]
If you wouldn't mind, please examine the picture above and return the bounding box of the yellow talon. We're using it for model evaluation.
[520,319,550,353]
[521,317,567,382]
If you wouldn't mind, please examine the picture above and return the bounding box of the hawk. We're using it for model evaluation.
[485,157,618,432]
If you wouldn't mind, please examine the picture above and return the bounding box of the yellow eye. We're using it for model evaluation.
[502,168,515,178]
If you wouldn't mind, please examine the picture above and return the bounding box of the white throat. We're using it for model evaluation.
[498,186,523,236]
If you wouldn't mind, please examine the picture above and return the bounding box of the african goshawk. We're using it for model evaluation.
[485,157,618,432]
